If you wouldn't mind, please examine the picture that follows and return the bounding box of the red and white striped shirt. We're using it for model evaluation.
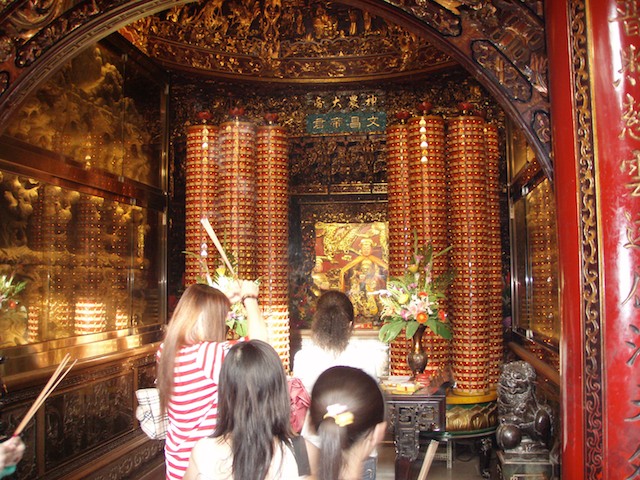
[160,340,241,480]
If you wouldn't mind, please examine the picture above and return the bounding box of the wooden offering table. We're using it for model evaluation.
[384,382,447,480]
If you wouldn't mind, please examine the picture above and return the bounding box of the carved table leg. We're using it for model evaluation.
[395,455,413,480]
[479,435,493,478]
[393,428,420,480]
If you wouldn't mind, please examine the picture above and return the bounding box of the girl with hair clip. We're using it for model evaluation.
[157,282,266,480]
[183,340,318,480]
[309,366,387,480]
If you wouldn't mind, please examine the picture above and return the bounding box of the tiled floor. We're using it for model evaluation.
[376,437,488,479]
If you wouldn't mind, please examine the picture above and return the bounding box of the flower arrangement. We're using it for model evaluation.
[378,237,454,343]
[0,274,28,347]
[0,274,27,312]
[183,250,258,338]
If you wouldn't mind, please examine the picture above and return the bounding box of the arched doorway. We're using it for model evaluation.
[0,1,631,479]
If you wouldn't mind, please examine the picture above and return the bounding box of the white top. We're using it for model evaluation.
[292,339,381,395]
[292,338,385,458]
[185,437,305,480]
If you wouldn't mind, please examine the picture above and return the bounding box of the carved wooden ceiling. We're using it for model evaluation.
[118,0,457,83]
[0,0,551,175]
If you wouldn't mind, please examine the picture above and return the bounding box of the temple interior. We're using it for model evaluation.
[0,1,636,479]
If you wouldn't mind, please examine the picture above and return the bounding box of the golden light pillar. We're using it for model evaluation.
[185,119,218,285]
[386,113,413,375]
[407,104,450,378]
[256,115,291,369]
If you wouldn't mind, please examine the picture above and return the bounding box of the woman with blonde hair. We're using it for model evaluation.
[157,281,266,480]
[309,366,386,480]
[184,340,317,480]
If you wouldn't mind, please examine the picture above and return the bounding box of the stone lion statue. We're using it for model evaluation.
[496,361,553,454]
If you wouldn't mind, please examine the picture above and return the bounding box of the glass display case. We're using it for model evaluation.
[508,122,560,349]
[0,33,167,374]
[0,170,164,348]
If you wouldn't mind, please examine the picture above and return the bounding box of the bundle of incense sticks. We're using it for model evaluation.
[200,217,236,278]
[417,439,440,480]
[13,353,77,436]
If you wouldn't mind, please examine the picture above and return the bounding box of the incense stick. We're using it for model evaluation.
[200,217,236,278]
[13,354,75,436]
[417,439,439,480]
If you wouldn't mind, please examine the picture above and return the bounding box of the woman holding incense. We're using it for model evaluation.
[156,281,266,480]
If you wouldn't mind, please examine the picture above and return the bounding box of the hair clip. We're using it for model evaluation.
[323,403,354,427]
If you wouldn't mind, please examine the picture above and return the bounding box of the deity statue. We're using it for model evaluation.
[311,257,332,295]
[340,238,387,325]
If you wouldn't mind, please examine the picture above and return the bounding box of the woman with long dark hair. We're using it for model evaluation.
[184,340,317,479]
[309,366,387,480]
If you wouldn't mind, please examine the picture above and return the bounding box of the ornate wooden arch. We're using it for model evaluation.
[0,0,551,177]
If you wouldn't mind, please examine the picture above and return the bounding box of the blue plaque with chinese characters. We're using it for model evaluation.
[306,112,387,134]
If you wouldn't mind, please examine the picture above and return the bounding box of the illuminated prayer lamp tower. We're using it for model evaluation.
[484,122,504,388]
[256,113,291,368]
[386,111,414,376]
[185,112,218,286]
[447,103,491,395]
[218,107,257,279]
[407,101,450,378]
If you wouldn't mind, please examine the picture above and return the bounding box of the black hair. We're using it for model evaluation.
[309,366,385,480]
[312,290,354,352]
[214,339,293,480]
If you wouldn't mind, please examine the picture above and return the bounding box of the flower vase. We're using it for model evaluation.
[407,324,428,378]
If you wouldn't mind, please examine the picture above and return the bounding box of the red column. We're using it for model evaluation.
[586,1,640,477]
[548,0,640,477]
[546,1,584,475]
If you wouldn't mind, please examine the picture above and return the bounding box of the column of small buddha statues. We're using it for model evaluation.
[185,115,218,285]
[408,103,450,378]
[256,114,290,369]
[447,106,492,395]
[386,112,414,375]
[386,104,451,377]
[185,110,291,364]
[484,123,504,387]
[218,111,257,280]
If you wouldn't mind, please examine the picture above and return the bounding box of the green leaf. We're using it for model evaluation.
[405,320,420,339]
[426,318,453,339]
[235,321,248,337]
[378,321,405,343]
